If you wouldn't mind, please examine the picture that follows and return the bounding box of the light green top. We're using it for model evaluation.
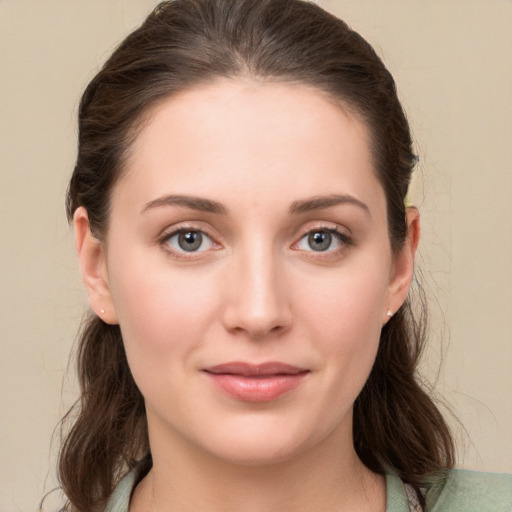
[104,464,512,512]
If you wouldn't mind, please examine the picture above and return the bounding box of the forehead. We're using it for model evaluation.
[115,79,384,215]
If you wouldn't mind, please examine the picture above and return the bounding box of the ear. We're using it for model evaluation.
[385,207,420,321]
[73,207,118,324]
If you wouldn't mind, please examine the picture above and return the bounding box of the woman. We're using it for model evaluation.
[60,0,511,511]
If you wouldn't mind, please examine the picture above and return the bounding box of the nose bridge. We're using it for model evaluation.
[222,235,291,338]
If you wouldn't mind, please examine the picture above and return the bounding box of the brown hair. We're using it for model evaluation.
[61,0,454,510]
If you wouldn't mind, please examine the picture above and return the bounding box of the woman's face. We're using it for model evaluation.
[77,79,415,465]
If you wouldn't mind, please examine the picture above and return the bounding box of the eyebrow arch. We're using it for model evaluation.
[289,194,370,216]
[141,194,228,215]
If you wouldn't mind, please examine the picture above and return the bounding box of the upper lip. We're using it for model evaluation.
[204,362,308,377]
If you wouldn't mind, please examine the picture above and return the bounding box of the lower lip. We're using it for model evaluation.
[204,372,308,402]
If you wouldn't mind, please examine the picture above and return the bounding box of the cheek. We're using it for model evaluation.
[107,256,220,381]
[300,264,389,344]
[298,264,389,391]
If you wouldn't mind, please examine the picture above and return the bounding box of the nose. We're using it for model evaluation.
[221,243,292,340]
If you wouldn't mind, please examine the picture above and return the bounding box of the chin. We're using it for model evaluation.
[192,415,334,468]
[206,438,307,467]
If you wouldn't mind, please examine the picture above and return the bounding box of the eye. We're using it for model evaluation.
[296,228,349,252]
[164,229,214,253]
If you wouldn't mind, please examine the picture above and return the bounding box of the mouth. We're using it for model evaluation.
[203,362,310,402]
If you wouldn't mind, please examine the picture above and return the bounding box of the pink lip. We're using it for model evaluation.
[203,362,309,402]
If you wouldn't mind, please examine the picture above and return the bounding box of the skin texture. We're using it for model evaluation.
[74,79,419,512]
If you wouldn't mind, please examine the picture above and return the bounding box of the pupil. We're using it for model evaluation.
[179,231,202,251]
[309,231,331,251]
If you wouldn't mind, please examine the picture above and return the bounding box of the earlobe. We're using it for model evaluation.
[385,207,421,321]
[73,207,118,324]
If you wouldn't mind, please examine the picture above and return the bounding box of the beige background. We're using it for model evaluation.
[1,1,511,510]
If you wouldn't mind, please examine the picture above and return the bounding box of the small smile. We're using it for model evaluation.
[203,362,310,402]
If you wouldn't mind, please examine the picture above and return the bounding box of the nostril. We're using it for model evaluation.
[222,305,292,340]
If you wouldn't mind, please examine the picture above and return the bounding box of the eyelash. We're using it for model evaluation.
[158,225,353,259]
[159,227,218,260]
[294,226,353,255]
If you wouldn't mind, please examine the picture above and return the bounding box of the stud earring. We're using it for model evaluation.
[386,310,393,317]
[100,309,105,314]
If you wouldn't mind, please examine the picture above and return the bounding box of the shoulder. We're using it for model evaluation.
[426,469,512,512]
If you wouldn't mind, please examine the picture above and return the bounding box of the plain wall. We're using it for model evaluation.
[1,1,511,510]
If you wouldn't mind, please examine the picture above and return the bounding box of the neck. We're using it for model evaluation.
[131,422,385,512]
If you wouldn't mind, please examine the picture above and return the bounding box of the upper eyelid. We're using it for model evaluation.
[297,227,351,243]
[158,222,216,240]
[296,222,351,239]
[160,228,217,248]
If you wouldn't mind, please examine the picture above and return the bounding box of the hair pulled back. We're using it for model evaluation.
[62,1,454,510]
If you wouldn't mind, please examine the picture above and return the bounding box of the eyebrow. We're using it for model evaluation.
[141,193,370,217]
[142,194,228,215]
[289,194,370,216]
